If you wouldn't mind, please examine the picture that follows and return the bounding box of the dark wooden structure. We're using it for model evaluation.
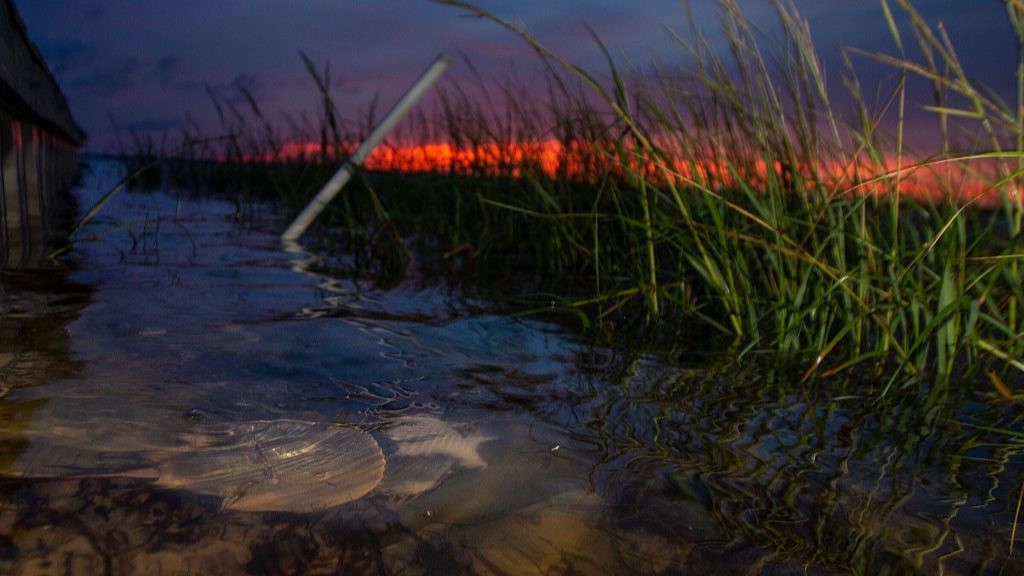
[1,0,85,268]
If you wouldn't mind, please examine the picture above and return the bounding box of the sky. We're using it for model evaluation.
[14,1,1020,154]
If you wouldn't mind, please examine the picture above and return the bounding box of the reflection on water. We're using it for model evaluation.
[1,258,89,482]
[1,158,1022,575]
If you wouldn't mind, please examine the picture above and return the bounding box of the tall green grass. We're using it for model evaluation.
[426,0,1024,390]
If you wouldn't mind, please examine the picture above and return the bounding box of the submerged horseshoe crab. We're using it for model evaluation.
[6,420,386,514]
[154,420,386,512]
[5,415,493,513]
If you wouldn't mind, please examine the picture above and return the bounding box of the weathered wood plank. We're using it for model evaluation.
[1,0,84,268]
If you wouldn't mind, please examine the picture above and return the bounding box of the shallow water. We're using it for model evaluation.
[1,158,1023,575]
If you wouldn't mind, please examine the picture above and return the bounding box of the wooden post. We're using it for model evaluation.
[281,54,450,243]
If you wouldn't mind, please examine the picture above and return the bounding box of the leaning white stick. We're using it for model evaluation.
[282,54,450,242]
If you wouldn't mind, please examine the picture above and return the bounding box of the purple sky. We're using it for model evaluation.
[14,1,1018,153]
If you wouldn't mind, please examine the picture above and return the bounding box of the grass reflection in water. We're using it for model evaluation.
[569,349,1024,574]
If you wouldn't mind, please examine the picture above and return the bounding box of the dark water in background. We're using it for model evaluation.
[1,158,1023,575]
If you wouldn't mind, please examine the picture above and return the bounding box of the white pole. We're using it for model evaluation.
[282,54,450,243]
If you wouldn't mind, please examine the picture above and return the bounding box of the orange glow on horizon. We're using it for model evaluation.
[256,140,1019,208]
[267,140,566,177]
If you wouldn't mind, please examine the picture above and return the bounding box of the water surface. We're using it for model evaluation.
[1,158,1022,575]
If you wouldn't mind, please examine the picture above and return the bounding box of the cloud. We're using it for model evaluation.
[118,114,185,133]
[69,57,142,93]
[14,0,1014,153]
[36,40,97,79]
[85,3,106,20]
[156,56,185,85]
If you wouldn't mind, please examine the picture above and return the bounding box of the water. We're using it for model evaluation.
[1,158,1022,575]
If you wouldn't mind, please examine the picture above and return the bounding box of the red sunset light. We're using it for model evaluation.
[264,140,1019,209]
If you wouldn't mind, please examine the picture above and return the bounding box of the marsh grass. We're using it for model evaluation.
[424,0,1024,391]
[103,1,1024,391]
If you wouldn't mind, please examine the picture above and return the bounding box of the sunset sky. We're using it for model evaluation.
[14,1,1018,154]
